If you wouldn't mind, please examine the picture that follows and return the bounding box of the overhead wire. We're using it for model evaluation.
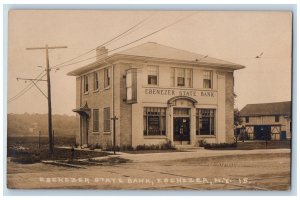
[51,13,154,69]
[54,12,198,70]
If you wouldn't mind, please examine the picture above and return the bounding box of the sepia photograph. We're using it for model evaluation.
[6,9,293,191]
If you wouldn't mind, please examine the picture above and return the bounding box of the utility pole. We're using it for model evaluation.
[26,45,67,154]
[111,115,118,155]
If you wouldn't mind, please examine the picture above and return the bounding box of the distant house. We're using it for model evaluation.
[239,101,292,140]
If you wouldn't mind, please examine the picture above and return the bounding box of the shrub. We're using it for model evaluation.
[198,139,207,147]
[104,145,120,151]
[160,140,176,150]
[120,145,134,151]
[94,143,102,149]
[135,141,176,151]
[204,142,237,149]
[10,154,41,164]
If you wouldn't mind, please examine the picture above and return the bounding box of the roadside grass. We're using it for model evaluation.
[7,137,111,164]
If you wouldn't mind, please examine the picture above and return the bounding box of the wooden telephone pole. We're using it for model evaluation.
[26,45,67,154]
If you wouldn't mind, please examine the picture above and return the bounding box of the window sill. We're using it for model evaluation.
[93,89,99,93]
[104,86,111,90]
[92,131,100,135]
[103,131,111,135]
[84,92,89,95]
[147,84,159,87]
[196,135,216,138]
[143,135,167,139]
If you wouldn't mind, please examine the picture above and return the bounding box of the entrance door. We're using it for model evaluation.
[81,115,89,145]
[173,117,190,143]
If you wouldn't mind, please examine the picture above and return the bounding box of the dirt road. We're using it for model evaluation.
[6,149,291,190]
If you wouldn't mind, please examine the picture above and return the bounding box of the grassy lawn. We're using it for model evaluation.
[8,144,111,164]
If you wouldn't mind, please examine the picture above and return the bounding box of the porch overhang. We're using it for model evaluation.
[72,102,91,117]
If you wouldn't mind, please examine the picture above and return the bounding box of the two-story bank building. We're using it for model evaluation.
[68,42,245,148]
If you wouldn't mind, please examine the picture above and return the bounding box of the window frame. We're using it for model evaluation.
[83,75,89,94]
[93,71,99,91]
[92,109,99,132]
[203,70,213,89]
[171,67,193,88]
[147,65,159,86]
[143,107,166,136]
[196,109,215,136]
[104,67,111,89]
[275,115,280,122]
[245,116,249,123]
[103,107,111,132]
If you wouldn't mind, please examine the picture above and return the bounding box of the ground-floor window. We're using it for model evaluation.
[93,109,99,132]
[196,109,215,135]
[103,107,110,132]
[143,107,166,136]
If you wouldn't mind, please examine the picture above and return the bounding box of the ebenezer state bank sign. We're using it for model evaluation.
[142,88,218,104]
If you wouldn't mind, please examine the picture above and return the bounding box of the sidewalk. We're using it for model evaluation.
[109,148,291,163]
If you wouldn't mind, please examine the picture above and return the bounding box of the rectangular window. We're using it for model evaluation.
[275,115,280,122]
[245,116,249,123]
[185,68,192,88]
[103,107,110,132]
[93,109,99,132]
[196,109,215,135]
[147,66,158,85]
[170,67,175,87]
[143,107,166,136]
[104,68,110,88]
[126,70,132,100]
[203,71,212,89]
[126,69,137,102]
[176,68,185,86]
[171,68,193,88]
[93,72,99,91]
[83,75,89,93]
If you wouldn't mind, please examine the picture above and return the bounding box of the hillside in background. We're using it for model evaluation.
[7,113,77,137]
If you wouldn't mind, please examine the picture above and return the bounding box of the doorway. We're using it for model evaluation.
[173,117,190,143]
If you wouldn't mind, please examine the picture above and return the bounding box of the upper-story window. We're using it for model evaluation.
[245,116,249,123]
[275,115,280,122]
[203,71,212,89]
[147,66,158,85]
[171,68,193,88]
[104,67,110,88]
[83,75,89,93]
[93,72,99,91]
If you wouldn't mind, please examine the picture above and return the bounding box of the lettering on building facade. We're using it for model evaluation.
[144,88,214,98]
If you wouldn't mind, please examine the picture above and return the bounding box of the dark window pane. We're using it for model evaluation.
[246,117,249,123]
[148,75,157,85]
[275,115,279,122]
[177,77,185,86]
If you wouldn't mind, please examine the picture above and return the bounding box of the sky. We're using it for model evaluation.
[7,10,292,115]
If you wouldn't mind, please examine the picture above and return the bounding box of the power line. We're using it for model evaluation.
[26,45,67,154]
[51,13,154,69]
[8,71,46,103]
[55,12,198,70]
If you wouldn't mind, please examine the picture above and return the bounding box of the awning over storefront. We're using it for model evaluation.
[72,102,91,117]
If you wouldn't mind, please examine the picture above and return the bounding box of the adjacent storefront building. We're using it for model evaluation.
[68,42,245,147]
[239,101,292,140]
